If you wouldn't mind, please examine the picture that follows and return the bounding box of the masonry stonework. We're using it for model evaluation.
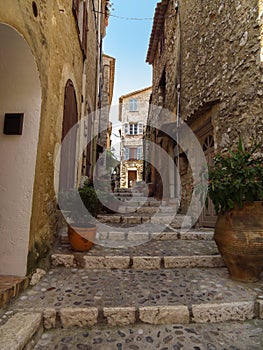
[146,0,263,225]
[119,87,152,188]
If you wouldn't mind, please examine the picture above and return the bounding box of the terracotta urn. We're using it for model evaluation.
[67,223,96,252]
[214,201,263,282]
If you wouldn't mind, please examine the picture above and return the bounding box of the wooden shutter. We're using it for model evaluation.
[82,1,88,56]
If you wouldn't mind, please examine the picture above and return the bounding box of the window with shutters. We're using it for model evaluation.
[130,123,138,135]
[72,0,88,57]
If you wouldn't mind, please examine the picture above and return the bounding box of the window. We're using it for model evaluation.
[124,122,143,135]
[130,123,138,135]
[72,0,88,57]
[124,147,143,160]
[129,98,138,111]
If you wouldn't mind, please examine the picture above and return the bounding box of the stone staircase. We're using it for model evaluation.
[1,190,263,349]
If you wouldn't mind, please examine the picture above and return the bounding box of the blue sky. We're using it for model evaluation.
[103,0,157,108]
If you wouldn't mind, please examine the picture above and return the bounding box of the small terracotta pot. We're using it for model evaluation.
[68,223,96,252]
[214,201,263,282]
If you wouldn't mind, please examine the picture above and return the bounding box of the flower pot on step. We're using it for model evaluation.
[67,223,96,252]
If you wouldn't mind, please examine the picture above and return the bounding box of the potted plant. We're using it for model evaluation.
[205,138,263,282]
[58,180,103,252]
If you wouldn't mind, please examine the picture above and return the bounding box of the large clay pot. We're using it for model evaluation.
[68,223,96,252]
[214,201,263,282]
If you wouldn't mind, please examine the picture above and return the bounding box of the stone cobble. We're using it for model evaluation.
[34,320,263,350]
[55,239,219,257]
[6,268,263,311]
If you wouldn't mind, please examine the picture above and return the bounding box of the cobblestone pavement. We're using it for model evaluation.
[55,239,219,257]
[34,320,263,350]
[5,267,263,311]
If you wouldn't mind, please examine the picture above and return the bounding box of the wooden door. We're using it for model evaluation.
[128,170,137,188]
[199,134,217,227]
[59,80,78,191]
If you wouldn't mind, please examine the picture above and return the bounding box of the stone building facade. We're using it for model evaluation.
[0,0,110,276]
[146,0,263,226]
[119,87,152,188]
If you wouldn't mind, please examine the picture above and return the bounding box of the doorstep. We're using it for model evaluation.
[0,275,29,309]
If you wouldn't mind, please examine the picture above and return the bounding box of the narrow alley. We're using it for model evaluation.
[0,0,263,349]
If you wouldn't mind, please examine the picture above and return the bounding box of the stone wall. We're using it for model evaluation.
[120,160,144,188]
[180,0,263,150]
[146,0,263,219]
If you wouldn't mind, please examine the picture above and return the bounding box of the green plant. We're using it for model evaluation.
[58,181,103,224]
[207,138,263,214]
[78,184,103,218]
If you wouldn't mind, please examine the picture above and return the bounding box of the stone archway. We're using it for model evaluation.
[0,23,42,276]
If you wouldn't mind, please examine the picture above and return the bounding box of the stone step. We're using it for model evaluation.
[33,319,263,349]
[52,238,223,269]
[96,213,192,228]
[115,192,145,198]
[0,275,29,309]
[60,229,214,245]
[117,206,159,214]
[117,199,163,207]
[6,267,263,328]
[0,312,42,350]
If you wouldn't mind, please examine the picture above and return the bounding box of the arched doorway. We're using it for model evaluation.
[59,80,78,191]
[0,23,42,276]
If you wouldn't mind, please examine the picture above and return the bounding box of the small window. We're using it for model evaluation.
[129,98,138,112]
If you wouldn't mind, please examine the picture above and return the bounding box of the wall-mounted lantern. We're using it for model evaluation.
[3,113,24,135]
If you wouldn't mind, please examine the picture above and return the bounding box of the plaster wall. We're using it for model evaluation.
[0,24,41,276]
[0,0,84,274]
